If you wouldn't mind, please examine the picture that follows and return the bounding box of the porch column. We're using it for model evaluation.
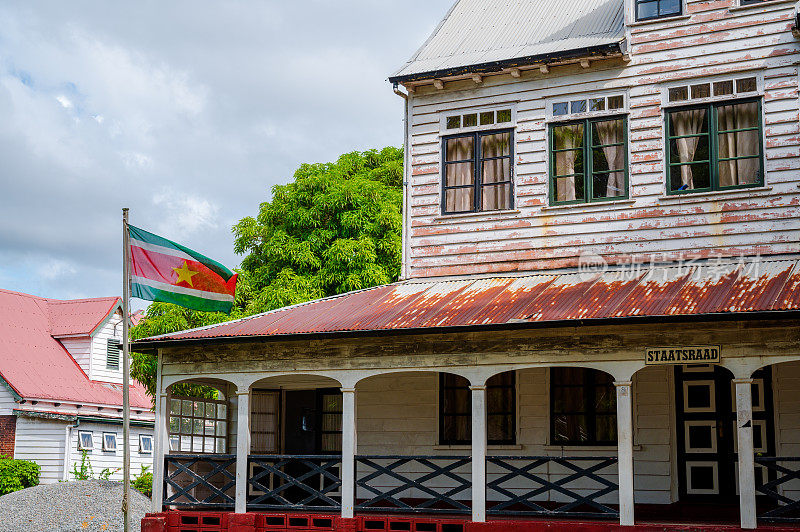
[470,385,487,523]
[614,381,634,527]
[151,392,167,513]
[235,389,251,514]
[734,378,757,530]
[341,387,356,519]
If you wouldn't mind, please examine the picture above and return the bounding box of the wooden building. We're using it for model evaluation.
[138,0,800,530]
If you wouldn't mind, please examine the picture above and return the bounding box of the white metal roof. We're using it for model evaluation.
[390,0,625,82]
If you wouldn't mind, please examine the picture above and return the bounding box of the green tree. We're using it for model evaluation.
[131,147,403,399]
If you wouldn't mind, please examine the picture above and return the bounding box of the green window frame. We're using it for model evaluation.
[549,115,628,205]
[665,98,764,195]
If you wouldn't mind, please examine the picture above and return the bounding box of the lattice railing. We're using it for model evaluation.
[355,455,472,513]
[486,456,618,518]
[755,457,800,522]
[248,455,342,511]
[163,454,236,509]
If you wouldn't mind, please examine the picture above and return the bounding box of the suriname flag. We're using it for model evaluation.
[128,225,238,313]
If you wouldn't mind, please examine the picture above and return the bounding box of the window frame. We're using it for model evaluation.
[78,430,93,450]
[635,0,683,21]
[440,128,515,215]
[139,434,153,454]
[317,387,344,453]
[548,115,629,206]
[664,97,764,196]
[438,372,517,446]
[106,338,120,370]
[167,395,229,454]
[549,368,618,446]
[102,432,118,452]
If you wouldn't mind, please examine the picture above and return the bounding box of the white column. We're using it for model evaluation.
[235,389,251,514]
[735,378,757,530]
[615,381,634,527]
[151,350,166,514]
[470,385,487,523]
[341,387,357,519]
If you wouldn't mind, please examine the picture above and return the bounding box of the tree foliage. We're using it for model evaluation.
[131,147,403,399]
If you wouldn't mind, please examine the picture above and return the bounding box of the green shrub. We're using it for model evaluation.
[132,464,152,497]
[0,456,40,495]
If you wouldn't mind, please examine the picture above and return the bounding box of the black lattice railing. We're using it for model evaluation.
[355,455,471,514]
[248,455,342,511]
[486,456,618,518]
[756,457,800,522]
[163,454,236,509]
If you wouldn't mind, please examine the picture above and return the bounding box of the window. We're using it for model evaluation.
[78,430,93,450]
[668,77,758,104]
[442,130,514,214]
[666,99,763,194]
[319,389,343,452]
[102,432,117,452]
[636,0,681,21]
[445,108,512,131]
[139,434,153,454]
[550,116,628,204]
[106,338,120,370]
[550,368,617,445]
[439,372,515,445]
[168,396,228,453]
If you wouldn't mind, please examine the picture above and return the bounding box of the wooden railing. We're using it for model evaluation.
[163,454,236,509]
[755,456,800,523]
[247,455,342,511]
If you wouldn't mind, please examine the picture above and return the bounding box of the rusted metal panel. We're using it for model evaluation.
[147,258,799,342]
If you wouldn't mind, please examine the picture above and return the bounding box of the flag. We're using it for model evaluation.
[128,225,238,313]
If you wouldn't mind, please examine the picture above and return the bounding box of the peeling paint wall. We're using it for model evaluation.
[404,0,800,279]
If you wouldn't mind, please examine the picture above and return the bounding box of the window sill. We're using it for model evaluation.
[433,209,520,221]
[543,444,642,451]
[728,0,796,13]
[658,186,772,202]
[433,444,524,451]
[627,14,691,28]
[540,199,635,212]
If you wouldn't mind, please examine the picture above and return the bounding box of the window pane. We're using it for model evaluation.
[607,95,624,110]
[691,84,710,99]
[205,403,215,419]
[481,132,510,158]
[445,188,474,213]
[182,400,192,416]
[446,137,474,161]
[443,388,470,415]
[488,414,513,442]
[594,386,616,413]
[553,414,589,443]
[204,419,216,436]
[591,118,625,199]
[670,163,710,191]
[595,415,618,442]
[169,416,180,433]
[553,102,568,116]
[718,101,758,131]
[571,100,587,114]
[669,108,710,191]
[216,438,226,453]
[737,77,757,93]
[481,183,511,211]
[443,415,470,443]
[669,86,688,102]
[553,123,584,151]
[637,0,659,20]
[463,113,477,127]
[181,418,192,434]
[193,401,203,417]
[216,421,227,437]
[488,372,514,387]
[180,435,191,452]
[496,109,512,123]
[446,162,474,187]
[321,433,342,452]
[553,123,585,202]
[714,80,734,96]
[446,116,461,129]
[216,404,226,420]
[321,413,342,432]
[719,157,760,187]
[170,399,181,415]
[660,0,680,16]
[482,159,510,184]
[480,111,494,125]
[553,386,588,413]
[488,386,513,413]
[589,98,605,112]
[193,418,203,434]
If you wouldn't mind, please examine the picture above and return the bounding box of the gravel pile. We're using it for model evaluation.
[0,480,150,532]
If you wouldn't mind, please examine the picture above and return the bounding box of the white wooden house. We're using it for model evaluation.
[137,1,800,531]
[0,289,154,483]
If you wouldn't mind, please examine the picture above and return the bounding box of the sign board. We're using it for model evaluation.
[645,346,720,365]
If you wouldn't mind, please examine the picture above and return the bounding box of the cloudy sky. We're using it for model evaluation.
[0,0,450,304]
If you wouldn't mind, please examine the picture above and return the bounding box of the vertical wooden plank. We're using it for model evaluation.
[151,350,165,513]
[616,380,635,526]
[735,378,757,530]
[235,389,250,514]
[341,387,357,518]
[470,385,487,522]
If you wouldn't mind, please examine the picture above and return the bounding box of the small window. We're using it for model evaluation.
[550,368,617,445]
[666,98,763,194]
[168,396,228,453]
[78,431,93,450]
[636,0,681,21]
[439,372,516,445]
[102,432,117,452]
[445,108,513,131]
[106,339,120,370]
[139,434,153,454]
[667,77,757,103]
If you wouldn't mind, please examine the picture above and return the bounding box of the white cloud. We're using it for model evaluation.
[36,258,77,280]
[151,189,220,240]
[55,94,72,109]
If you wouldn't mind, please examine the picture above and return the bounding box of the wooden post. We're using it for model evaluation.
[734,378,757,529]
[615,381,634,527]
[121,208,131,532]
[235,389,250,514]
[341,387,357,519]
[151,391,167,513]
[470,385,487,523]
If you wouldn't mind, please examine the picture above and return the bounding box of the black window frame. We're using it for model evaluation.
[548,115,629,205]
[438,372,516,446]
[635,0,682,21]
[665,97,764,195]
[441,128,515,215]
[549,368,617,446]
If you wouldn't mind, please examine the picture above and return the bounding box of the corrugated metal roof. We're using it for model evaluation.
[390,0,625,82]
[0,288,151,407]
[139,257,800,344]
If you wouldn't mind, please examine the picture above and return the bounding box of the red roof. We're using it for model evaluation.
[139,257,800,344]
[0,289,151,408]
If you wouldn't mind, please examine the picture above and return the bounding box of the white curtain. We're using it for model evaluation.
[718,102,759,186]
[673,109,707,189]
[554,125,584,201]
[594,119,624,197]
[481,133,510,210]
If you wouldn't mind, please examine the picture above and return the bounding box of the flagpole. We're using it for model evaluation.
[122,208,131,532]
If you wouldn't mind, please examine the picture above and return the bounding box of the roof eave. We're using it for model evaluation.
[388,42,623,85]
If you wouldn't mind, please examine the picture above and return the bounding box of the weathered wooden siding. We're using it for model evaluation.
[404,0,800,279]
[0,383,17,416]
[60,338,93,377]
[774,360,800,500]
[66,422,153,482]
[13,417,67,483]
[90,312,123,383]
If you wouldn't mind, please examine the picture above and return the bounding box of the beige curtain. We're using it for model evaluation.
[673,109,707,189]
[718,102,759,186]
[554,124,584,201]
[481,133,510,210]
[445,137,474,212]
[251,391,280,453]
[594,119,624,197]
